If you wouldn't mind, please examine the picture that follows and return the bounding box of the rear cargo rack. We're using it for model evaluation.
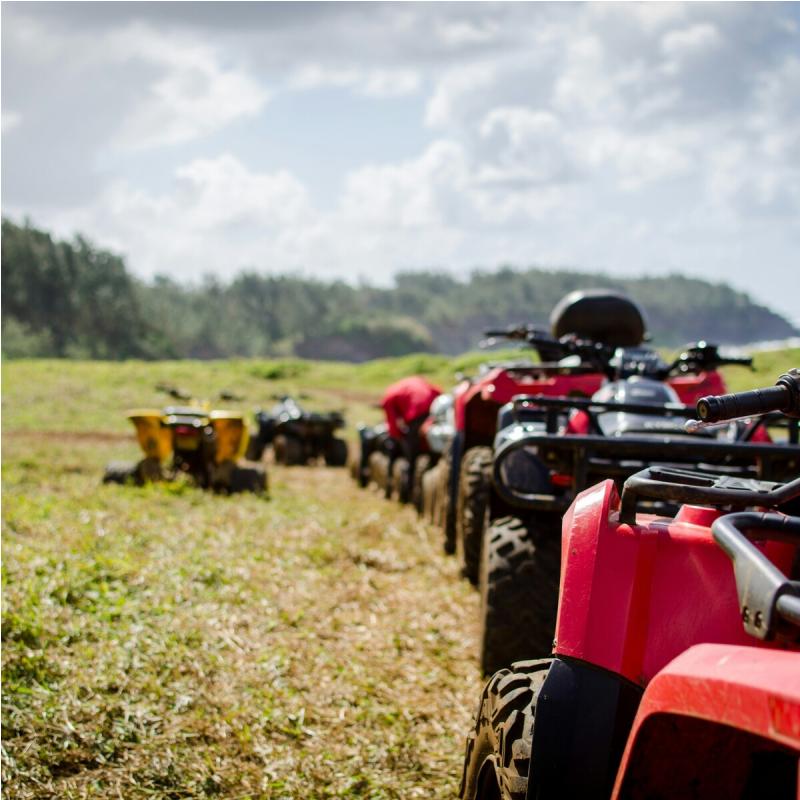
[712,512,800,641]
[619,469,800,524]
[492,364,603,377]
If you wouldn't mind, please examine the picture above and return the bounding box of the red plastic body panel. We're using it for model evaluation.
[453,367,726,445]
[453,366,604,444]
[669,369,726,405]
[611,644,800,798]
[555,481,796,686]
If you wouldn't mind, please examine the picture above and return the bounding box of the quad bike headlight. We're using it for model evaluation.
[495,445,551,497]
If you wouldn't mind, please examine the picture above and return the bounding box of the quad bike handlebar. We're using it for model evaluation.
[696,369,800,423]
[482,329,750,383]
[155,382,193,402]
[665,342,752,377]
[482,325,613,368]
[482,325,570,363]
[219,390,244,402]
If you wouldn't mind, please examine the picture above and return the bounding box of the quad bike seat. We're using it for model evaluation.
[550,289,646,347]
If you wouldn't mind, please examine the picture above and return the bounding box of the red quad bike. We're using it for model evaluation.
[479,342,764,674]
[461,370,800,800]
[451,290,738,586]
[448,289,638,576]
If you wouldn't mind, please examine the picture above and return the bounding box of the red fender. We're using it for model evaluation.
[555,482,796,686]
[454,366,604,433]
[611,644,800,798]
[668,369,727,405]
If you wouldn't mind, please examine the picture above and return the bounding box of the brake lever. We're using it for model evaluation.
[685,417,745,434]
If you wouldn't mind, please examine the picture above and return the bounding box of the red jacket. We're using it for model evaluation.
[381,376,442,439]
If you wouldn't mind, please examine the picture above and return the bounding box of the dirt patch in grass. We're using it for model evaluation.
[2,437,482,799]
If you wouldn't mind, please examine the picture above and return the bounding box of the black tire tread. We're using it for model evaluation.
[368,451,389,492]
[229,462,268,494]
[440,448,456,553]
[457,446,493,583]
[390,457,411,503]
[421,463,439,524]
[324,437,349,467]
[411,454,432,514]
[460,659,551,800]
[274,434,305,466]
[479,515,561,675]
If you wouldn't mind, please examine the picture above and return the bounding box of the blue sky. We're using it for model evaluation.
[2,2,799,323]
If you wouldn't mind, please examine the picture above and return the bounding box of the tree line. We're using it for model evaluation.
[2,218,796,361]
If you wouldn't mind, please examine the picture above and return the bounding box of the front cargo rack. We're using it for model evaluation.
[491,395,800,513]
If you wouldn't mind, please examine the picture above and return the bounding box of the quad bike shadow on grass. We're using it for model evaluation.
[103,385,267,494]
[461,370,800,800]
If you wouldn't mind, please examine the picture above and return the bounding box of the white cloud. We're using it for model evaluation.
[40,154,313,279]
[574,127,692,190]
[288,64,362,91]
[109,25,269,150]
[1,111,22,133]
[435,18,501,48]
[361,69,421,98]
[661,23,722,59]
[287,64,419,98]
[478,107,571,186]
[425,62,497,127]
[339,140,470,228]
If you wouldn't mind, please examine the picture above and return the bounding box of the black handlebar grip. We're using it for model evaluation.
[697,384,789,422]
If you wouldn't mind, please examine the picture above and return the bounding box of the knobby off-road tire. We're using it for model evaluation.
[229,462,268,494]
[368,451,390,493]
[324,437,349,467]
[461,659,552,800]
[349,451,361,483]
[440,449,457,554]
[479,515,561,675]
[421,463,439,523]
[274,434,305,466]
[411,454,432,514]
[245,436,266,462]
[457,446,493,584]
[390,457,411,503]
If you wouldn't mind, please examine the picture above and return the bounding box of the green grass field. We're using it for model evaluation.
[2,349,797,799]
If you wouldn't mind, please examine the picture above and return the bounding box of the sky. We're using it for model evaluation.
[2,2,799,323]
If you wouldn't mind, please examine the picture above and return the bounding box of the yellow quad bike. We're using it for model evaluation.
[103,392,267,494]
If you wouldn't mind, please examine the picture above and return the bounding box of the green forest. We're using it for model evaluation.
[2,218,796,361]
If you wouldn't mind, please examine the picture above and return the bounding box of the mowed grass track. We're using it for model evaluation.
[2,350,797,798]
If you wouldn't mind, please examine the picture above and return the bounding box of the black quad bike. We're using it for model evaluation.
[247,396,348,467]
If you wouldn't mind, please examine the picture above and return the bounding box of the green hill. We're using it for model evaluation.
[3,218,796,361]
